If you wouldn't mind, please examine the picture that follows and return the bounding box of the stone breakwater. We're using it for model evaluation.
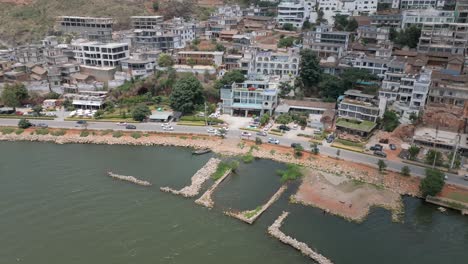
[195,169,232,208]
[225,184,287,224]
[268,212,334,264]
[160,158,221,197]
[107,172,152,186]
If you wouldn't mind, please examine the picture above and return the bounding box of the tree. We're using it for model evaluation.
[345,18,358,32]
[377,159,387,172]
[131,104,151,121]
[214,70,245,89]
[408,145,420,160]
[311,143,319,155]
[302,20,312,30]
[424,149,443,167]
[294,144,304,158]
[18,118,32,129]
[215,43,225,51]
[334,14,349,31]
[420,168,445,197]
[318,74,345,100]
[1,83,28,111]
[278,36,296,48]
[276,114,293,125]
[340,68,378,90]
[187,58,196,68]
[394,26,421,49]
[32,105,43,116]
[381,111,400,132]
[158,53,174,67]
[298,49,322,96]
[255,137,263,145]
[401,166,411,176]
[260,113,270,126]
[278,81,293,97]
[409,111,421,125]
[94,109,105,119]
[282,23,295,31]
[170,75,204,114]
[152,1,159,11]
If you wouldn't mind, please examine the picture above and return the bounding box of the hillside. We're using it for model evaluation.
[0,0,151,45]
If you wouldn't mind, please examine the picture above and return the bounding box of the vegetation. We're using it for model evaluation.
[0,127,15,135]
[297,49,322,96]
[424,149,443,167]
[278,82,294,97]
[101,129,113,136]
[333,14,358,31]
[293,144,304,158]
[15,129,24,135]
[259,113,270,126]
[377,160,387,172]
[1,83,28,111]
[282,23,295,31]
[35,128,49,135]
[243,206,262,219]
[390,26,422,49]
[112,131,124,138]
[278,36,297,48]
[277,164,303,182]
[335,138,365,148]
[310,143,319,155]
[152,1,159,11]
[381,111,400,132]
[170,74,204,114]
[275,114,293,125]
[401,166,411,176]
[18,119,32,129]
[255,137,263,145]
[80,130,90,137]
[51,129,66,136]
[242,152,255,163]
[420,168,445,197]
[131,132,142,139]
[131,104,151,121]
[408,145,420,161]
[158,54,174,67]
[212,160,239,180]
[214,70,245,89]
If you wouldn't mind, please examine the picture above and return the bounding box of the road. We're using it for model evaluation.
[1,118,466,187]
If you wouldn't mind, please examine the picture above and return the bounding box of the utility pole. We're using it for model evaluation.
[450,133,461,170]
[204,102,208,126]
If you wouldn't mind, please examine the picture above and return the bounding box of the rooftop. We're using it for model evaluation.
[336,118,377,133]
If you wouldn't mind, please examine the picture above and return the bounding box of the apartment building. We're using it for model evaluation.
[344,53,388,78]
[251,49,300,76]
[132,31,183,50]
[176,51,224,67]
[417,23,468,56]
[303,24,350,59]
[397,0,444,9]
[456,0,468,23]
[13,45,44,64]
[220,78,279,116]
[72,41,129,68]
[163,18,197,43]
[370,13,402,28]
[277,0,311,28]
[401,9,455,29]
[131,16,164,30]
[428,70,468,107]
[121,58,156,78]
[357,26,390,45]
[56,16,113,42]
[318,0,377,24]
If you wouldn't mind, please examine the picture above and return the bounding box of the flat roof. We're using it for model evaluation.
[336,118,377,133]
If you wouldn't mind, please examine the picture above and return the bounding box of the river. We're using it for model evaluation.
[0,142,467,264]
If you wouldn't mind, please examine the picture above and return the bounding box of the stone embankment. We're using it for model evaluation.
[268,212,334,264]
[160,158,221,197]
[195,169,232,208]
[107,172,152,186]
[225,185,287,224]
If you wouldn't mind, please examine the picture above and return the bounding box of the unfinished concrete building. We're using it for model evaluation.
[56,16,114,42]
[131,16,164,30]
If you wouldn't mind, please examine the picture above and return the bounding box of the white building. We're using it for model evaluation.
[277,0,312,28]
[251,49,301,76]
[303,24,350,59]
[317,0,378,24]
[401,8,455,29]
[396,0,445,9]
[72,40,129,68]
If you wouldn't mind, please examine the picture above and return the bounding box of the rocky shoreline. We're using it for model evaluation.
[268,211,334,264]
[107,171,152,186]
[225,185,287,224]
[195,169,232,208]
[160,158,221,197]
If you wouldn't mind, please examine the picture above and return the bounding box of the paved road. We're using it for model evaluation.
[1,118,466,187]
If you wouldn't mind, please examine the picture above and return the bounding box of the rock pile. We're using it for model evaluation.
[107,172,152,186]
[195,169,231,208]
[268,211,334,264]
[160,158,221,197]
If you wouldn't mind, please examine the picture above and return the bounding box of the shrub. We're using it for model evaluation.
[35,128,49,135]
[420,168,445,197]
[1,127,15,134]
[112,131,124,138]
[51,129,66,136]
[424,149,443,167]
[131,132,142,139]
[401,166,410,176]
[212,160,238,180]
[18,118,32,129]
[242,152,255,163]
[101,129,113,136]
[15,129,24,135]
[255,137,262,145]
[377,159,387,172]
[408,145,420,160]
[293,144,304,158]
[277,164,303,182]
[80,130,90,137]
[179,116,224,124]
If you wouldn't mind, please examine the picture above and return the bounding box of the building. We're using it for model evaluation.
[401,9,455,29]
[56,16,113,42]
[456,0,468,23]
[303,24,350,59]
[397,0,444,9]
[176,51,224,67]
[356,26,390,45]
[277,0,311,28]
[220,78,279,116]
[131,16,164,29]
[318,0,378,24]
[72,40,129,68]
[428,70,468,107]
[275,99,336,130]
[413,127,468,154]
[417,23,468,56]
[121,58,156,78]
[347,53,389,78]
[251,49,300,76]
[132,31,183,50]
[13,45,44,64]
[66,90,108,109]
[370,13,402,28]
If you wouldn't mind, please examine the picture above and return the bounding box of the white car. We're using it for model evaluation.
[116,122,127,126]
[163,126,174,131]
[241,131,252,137]
[161,122,170,127]
[207,128,216,133]
[222,126,229,131]
[268,138,280,144]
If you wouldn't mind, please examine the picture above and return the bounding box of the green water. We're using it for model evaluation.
[0,142,467,264]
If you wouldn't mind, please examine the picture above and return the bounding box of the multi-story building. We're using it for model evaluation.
[303,24,350,59]
[428,70,468,107]
[121,58,156,78]
[401,9,455,29]
[417,23,468,56]
[163,18,197,44]
[176,51,224,67]
[13,45,44,64]
[346,53,389,78]
[396,0,444,9]
[318,0,378,24]
[72,40,129,68]
[220,78,279,116]
[251,49,300,76]
[277,0,311,28]
[356,26,390,45]
[44,48,68,66]
[131,16,164,30]
[56,16,114,42]
[370,13,402,28]
[456,0,468,23]
[132,31,183,50]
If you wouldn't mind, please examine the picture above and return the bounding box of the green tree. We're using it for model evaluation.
[394,26,421,49]
[214,70,245,89]
[94,109,105,119]
[420,168,445,197]
[311,143,319,155]
[1,83,28,111]
[408,145,420,160]
[158,53,174,67]
[170,75,204,114]
[377,159,387,172]
[282,23,295,31]
[425,149,443,167]
[152,1,159,11]
[276,114,293,125]
[401,166,411,176]
[260,113,270,126]
[131,104,151,121]
[215,43,225,51]
[345,18,358,32]
[318,74,345,100]
[18,118,32,129]
[294,144,304,158]
[334,14,349,31]
[32,105,43,116]
[340,68,378,90]
[302,20,312,30]
[255,137,263,145]
[381,111,400,132]
[278,81,293,97]
[278,36,296,48]
[298,49,322,96]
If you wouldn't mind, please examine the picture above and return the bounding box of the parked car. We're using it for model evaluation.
[326,134,335,143]
[268,138,280,144]
[125,125,136,129]
[116,122,127,126]
[37,123,48,128]
[292,124,298,130]
[76,120,87,125]
[370,144,383,151]
[291,143,302,148]
[373,150,387,158]
[389,144,397,150]
[256,131,267,137]
[161,122,170,127]
[464,174,468,181]
[278,125,290,131]
[241,131,252,137]
[163,126,174,131]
